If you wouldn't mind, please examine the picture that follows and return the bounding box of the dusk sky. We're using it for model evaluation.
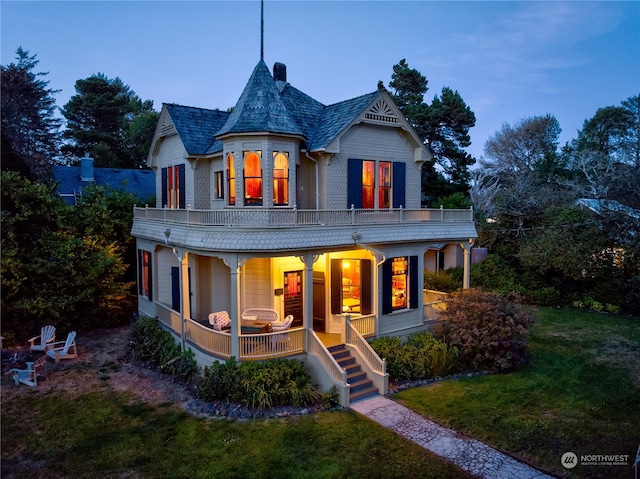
[2,1,638,160]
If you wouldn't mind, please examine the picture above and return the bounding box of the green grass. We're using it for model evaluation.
[1,389,473,479]
[394,308,640,479]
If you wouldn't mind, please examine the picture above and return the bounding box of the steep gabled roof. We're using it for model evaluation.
[164,104,230,155]
[308,91,379,151]
[216,60,304,138]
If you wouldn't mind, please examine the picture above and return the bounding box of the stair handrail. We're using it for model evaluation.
[345,320,386,376]
[308,330,348,386]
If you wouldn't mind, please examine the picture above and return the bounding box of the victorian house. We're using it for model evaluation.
[132,59,477,405]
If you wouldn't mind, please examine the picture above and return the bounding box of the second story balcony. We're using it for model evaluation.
[132,206,477,253]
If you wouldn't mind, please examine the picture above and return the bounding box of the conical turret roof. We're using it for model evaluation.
[216,60,304,137]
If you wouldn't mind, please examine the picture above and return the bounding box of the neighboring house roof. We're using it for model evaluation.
[52,164,156,204]
[159,60,420,157]
[577,198,640,220]
[164,104,230,155]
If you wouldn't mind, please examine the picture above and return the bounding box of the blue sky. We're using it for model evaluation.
[2,1,638,160]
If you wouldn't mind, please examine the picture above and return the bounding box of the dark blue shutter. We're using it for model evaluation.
[137,250,143,296]
[409,255,419,310]
[330,259,342,314]
[382,259,392,314]
[147,252,153,302]
[347,158,363,209]
[171,267,180,312]
[392,162,406,208]
[360,259,372,315]
[178,164,186,209]
[161,168,168,207]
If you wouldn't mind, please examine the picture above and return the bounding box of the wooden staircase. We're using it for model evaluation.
[328,344,378,403]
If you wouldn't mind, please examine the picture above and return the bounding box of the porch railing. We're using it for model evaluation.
[157,303,182,332]
[422,289,448,322]
[239,327,305,360]
[185,319,231,359]
[307,331,350,407]
[350,314,376,337]
[345,319,388,396]
[134,205,474,227]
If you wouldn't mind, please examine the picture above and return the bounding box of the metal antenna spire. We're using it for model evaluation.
[260,0,264,61]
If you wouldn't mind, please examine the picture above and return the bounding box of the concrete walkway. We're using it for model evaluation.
[351,396,555,479]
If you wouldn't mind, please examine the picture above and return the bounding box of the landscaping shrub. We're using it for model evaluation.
[130,316,200,383]
[423,270,461,292]
[198,357,321,409]
[370,333,458,382]
[433,289,536,372]
[469,255,525,295]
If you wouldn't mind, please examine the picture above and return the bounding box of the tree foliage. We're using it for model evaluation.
[383,59,476,205]
[61,73,158,168]
[1,47,62,181]
[1,172,137,343]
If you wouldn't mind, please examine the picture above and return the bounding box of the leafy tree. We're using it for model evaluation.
[1,47,62,181]
[383,59,476,205]
[61,73,158,168]
[1,172,136,343]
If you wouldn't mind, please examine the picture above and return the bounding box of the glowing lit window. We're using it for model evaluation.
[273,152,289,206]
[391,257,408,310]
[138,250,152,300]
[362,160,375,208]
[379,161,391,208]
[214,171,223,199]
[244,151,262,205]
[165,165,181,208]
[227,153,235,206]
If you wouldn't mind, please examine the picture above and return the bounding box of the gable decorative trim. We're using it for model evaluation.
[364,98,399,125]
[160,114,175,137]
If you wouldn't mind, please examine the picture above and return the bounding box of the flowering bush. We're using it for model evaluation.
[433,289,536,372]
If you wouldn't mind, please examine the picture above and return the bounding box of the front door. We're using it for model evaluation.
[283,270,303,327]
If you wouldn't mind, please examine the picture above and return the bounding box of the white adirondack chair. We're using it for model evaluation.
[28,325,56,352]
[45,331,78,363]
[11,356,47,387]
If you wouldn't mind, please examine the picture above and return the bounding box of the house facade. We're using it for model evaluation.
[131,60,477,405]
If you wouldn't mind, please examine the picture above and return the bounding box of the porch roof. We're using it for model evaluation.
[131,220,477,253]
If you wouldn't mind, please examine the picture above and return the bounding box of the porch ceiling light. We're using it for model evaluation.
[164,228,171,245]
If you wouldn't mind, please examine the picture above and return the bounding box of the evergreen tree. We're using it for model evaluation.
[1,47,62,181]
[384,59,476,205]
[61,74,158,168]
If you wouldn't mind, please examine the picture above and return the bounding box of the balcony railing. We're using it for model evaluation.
[134,205,474,227]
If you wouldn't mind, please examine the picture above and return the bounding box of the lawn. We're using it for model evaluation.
[1,389,473,479]
[393,308,640,479]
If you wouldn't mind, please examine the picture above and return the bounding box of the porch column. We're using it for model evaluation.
[459,240,474,289]
[228,255,241,359]
[180,252,190,350]
[300,253,318,331]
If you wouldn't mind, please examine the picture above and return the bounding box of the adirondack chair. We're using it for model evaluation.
[11,355,47,387]
[28,325,56,352]
[45,331,78,363]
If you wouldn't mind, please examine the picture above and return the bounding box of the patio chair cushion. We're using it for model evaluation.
[209,311,231,331]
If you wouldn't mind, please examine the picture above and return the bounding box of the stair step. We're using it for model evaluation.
[349,377,374,393]
[328,343,379,404]
[350,385,379,403]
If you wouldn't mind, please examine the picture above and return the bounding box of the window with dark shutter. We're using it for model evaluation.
[392,162,406,208]
[347,158,363,209]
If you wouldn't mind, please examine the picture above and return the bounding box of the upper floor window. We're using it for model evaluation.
[214,171,224,199]
[244,151,262,206]
[273,152,289,206]
[161,164,185,209]
[226,154,235,205]
[348,159,405,209]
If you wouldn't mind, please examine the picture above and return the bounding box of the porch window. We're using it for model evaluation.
[161,164,185,209]
[347,159,406,209]
[227,153,235,205]
[214,170,223,199]
[273,152,289,206]
[382,256,419,314]
[330,259,372,315]
[244,151,262,205]
[137,250,152,301]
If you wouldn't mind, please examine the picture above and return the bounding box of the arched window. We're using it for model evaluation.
[227,153,235,206]
[273,152,289,206]
[244,151,262,205]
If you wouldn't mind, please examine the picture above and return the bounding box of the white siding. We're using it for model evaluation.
[193,161,210,209]
[153,135,186,208]
[324,123,422,210]
[241,258,272,311]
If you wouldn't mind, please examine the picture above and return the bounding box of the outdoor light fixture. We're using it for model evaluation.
[164,228,171,245]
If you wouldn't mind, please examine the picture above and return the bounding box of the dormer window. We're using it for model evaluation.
[273,152,289,206]
[244,151,263,205]
[227,153,236,206]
